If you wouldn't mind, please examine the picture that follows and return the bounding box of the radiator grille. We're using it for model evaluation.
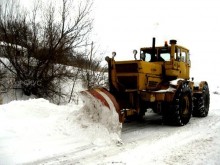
[148,81,158,88]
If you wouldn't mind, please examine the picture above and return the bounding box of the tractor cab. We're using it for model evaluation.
[139,38,191,80]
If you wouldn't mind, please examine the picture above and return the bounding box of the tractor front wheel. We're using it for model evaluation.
[163,82,193,126]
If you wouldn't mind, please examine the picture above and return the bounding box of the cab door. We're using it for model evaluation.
[178,48,190,79]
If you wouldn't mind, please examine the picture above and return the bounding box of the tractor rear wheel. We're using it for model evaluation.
[163,82,193,126]
[192,83,210,117]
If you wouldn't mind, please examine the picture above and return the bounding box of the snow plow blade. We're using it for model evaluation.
[80,88,123,123]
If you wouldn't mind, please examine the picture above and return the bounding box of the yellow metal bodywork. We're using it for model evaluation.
[111,43,191,93]
[112,60,163,91]
[106,40,194,119]
[164,44,190,80]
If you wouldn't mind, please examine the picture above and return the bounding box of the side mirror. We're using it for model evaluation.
[133,50,138,60]
[105,56,110,62]
[112,52,116,58]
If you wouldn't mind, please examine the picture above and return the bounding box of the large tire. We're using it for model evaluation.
[163,82,193,126]
[192,83,210,117]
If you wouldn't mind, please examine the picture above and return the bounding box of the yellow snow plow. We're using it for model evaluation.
[81,38,210,126]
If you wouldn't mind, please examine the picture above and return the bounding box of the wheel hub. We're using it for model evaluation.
[182,95,189,116]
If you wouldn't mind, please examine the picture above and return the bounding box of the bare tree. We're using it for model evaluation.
[80,42,108,90]
[0,0,93,101]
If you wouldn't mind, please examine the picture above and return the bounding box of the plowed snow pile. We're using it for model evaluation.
[76,92,122,145]
[0,97,122,164]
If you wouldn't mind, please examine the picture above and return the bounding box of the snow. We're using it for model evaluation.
[0,82,220,165]
[0,97,121,164]
[78,91,122,145]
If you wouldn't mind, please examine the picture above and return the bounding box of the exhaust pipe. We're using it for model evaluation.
[151,37,156,61]
[152,37,156,50]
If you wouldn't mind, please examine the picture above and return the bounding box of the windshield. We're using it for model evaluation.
[140,47,171,62]
[160,53,170,61]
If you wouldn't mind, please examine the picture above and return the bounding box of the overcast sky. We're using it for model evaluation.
[93,0,219,56]
[18,0,220,82]
[93,0,220,82]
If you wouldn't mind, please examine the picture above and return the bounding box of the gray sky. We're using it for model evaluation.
[18,0,220,82]
[93,0,220,82]
[93,0,219,57]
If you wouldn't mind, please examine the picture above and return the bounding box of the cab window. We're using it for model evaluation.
[160,53,170,61]
[180,51,186,62]
[175,48,181,61]
[144,53,151,62]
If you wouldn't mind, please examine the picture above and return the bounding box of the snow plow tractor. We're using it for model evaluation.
[81,38,210,126]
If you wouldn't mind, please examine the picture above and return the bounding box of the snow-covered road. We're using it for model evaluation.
[0,93,220,165]
[39,94,220,165]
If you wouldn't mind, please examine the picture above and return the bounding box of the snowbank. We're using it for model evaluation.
[0,97,122,164]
